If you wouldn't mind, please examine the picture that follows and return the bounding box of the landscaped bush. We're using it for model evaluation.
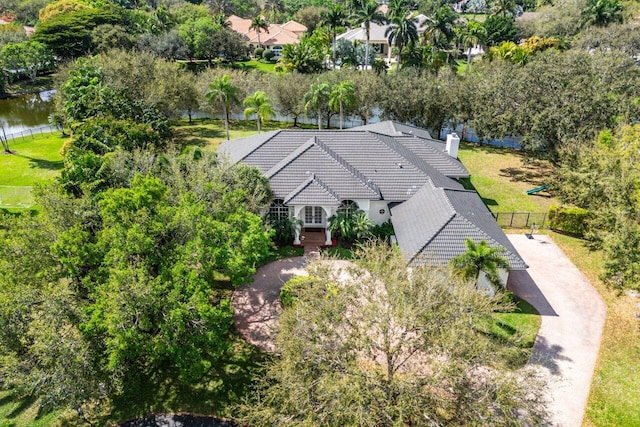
[254,47,264,58]
[548,205,591,237]
[262,49,275,61]
[370,220,395,242]
[280,276,317,308]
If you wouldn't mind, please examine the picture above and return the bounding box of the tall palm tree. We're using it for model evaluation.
[458,20,487,74]
[250,15,269,49]
[303,81,331,130]
[422,6,457,64]
[451,239,510,287]
[263,0,285,22]
[351,0,387,70]
[321,4,347,69]
[243,90,275,132]
[328,80,356,129]
[205,74,240,141]
[385,11,419,70]
[490,0,516,16]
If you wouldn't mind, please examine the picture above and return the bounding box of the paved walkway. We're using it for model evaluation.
[231,257,307,352]
[507,234,606,427]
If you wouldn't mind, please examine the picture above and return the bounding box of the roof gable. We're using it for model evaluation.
[284,174,341,206]
[391,185,527,270]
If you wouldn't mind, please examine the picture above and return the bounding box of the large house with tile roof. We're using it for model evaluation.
[219,121,526,287]
[227,15,307,57]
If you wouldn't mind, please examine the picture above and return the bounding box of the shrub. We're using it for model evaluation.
[370,220,395,242]
[548,205,591,237]
[254,47,264,58]
[263,49,275,61]
[280,276,317,308]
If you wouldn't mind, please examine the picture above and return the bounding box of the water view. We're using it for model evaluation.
[0,90,55,136]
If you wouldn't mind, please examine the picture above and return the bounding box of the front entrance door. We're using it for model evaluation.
[304,206,324,226]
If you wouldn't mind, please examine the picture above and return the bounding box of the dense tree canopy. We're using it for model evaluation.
[241,243,547,425]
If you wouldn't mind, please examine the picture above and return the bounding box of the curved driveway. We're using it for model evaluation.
[507,234,606,427]
[231,256,307,352]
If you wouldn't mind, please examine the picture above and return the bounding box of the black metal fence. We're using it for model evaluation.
[2,125,57,141]
[492,212,547,229]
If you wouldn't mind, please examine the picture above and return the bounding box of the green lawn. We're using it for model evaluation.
[0,390,70,427]
[0,133,66,187]
[231,60,278,73]
[174,118,314,152]
[458,142,558,213]
[491,296,540,367]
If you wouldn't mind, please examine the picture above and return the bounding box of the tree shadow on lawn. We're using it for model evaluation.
[111,336,268,424]
[11,153,63,171]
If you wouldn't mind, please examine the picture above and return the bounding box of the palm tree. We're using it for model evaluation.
[250,15,269,49]
[263,0,285,22]
[385,11,419,70]
[451,239,510,288]
[422,6,457,64]
[243,90,275,132]
[304,82,331,130]
[205,74,240,141]
[458,20,487,74]
[321,4,347,69]
[328,80,356,129]
[351,0,387,70]
[580,0,623,28]
[490,0,516,16]
[212,13,231,28]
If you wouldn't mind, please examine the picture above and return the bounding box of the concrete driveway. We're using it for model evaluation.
[507,234,606,427]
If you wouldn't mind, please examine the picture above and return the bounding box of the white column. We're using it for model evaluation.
[323,206,333,245]
[325,227,332,246]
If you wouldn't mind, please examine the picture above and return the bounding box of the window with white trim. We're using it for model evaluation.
[337,200,359,216]
[268,199,289,222]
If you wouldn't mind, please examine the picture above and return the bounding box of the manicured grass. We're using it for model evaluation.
[491,295,540,367]
[458,13,486,22]
[174,118,314,152]
[0,132,66,187]
[458,142,558,213]
[548,232,640,427]
[264,245,304,263]
[231,60,278,73]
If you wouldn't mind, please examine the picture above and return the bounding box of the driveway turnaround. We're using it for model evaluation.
[507,234,606,427]
[231,257,307,352]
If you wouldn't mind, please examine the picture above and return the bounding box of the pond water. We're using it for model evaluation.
[0,90,55,136]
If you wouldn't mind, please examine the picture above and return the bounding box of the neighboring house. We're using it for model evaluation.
[219,121,527,285]
[227,15,307,56]
[336,14,429,60]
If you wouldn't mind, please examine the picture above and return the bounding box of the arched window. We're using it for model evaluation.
[337,200,359,216]
[268,199,290,222]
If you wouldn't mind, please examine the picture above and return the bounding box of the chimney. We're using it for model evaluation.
[446,133,460,158]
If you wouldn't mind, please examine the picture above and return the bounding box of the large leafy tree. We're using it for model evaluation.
[243,90,275,132]
[328,80,356,129]
[205,74,241,140]
[451,238,510,287]
[241,242,547,425]
[0,149,273,415]
[279,34,326,73]
[0,40,54,83]
[303,81,331,130]
[351,0,386,70]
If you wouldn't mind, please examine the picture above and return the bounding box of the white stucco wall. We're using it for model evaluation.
[366,200,391,225]
[477,268,510,296]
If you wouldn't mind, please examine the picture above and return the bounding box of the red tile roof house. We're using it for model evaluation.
[219,121,527,293]
[227,15,307,57]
